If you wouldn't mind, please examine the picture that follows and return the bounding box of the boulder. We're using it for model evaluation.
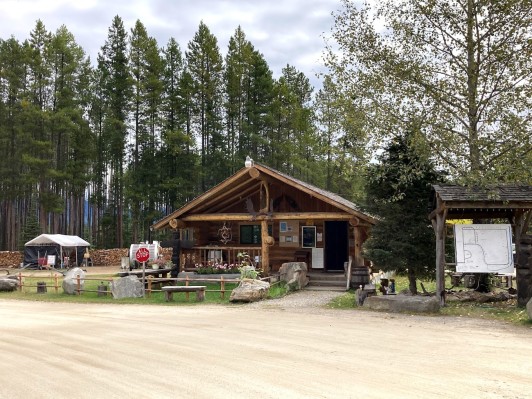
[527,297,532,320]
[230,278,270,302]
[62,267,85,295]
[111,275,143,299]
[0,276,19,292]
[364,295,440,313]
[279,262,309,291]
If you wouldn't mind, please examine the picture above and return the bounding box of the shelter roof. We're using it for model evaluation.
[430,184,532,220]
[25,234,90,247]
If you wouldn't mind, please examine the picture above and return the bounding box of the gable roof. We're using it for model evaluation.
[25,234,90,247]
[152,163,376,229]
[432,184,532,203]
[430,184,532,219]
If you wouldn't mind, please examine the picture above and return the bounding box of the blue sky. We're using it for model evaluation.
[1,0,348,89]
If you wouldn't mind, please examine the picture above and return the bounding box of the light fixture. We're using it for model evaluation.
[245,155,253,168]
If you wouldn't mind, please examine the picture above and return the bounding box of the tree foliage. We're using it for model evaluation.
[326,0,531,184]
[0,18,324,250]
[363,132,444,294]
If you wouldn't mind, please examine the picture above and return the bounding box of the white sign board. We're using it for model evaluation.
[312,248,324,269]
[454,224,514,274]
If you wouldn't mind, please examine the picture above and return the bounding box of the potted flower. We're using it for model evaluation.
[149,258,166,270]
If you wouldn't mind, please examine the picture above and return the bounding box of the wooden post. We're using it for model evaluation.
[353,226,364,267]
[185,275,190,300]
[54,274,59,293]
[18,273,22,292]
[221,276,225,299]
[76,275,81,295]
[261,219,270,275]
[147,276,152,298]
[432,204,447,306]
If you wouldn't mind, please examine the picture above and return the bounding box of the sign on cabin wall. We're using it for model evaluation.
[279,220,299,247]
[454,224,514,274]
[302,226,316,248]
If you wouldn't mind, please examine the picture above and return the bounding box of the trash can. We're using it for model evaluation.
[37,281,47,294]
[97,282,108,297]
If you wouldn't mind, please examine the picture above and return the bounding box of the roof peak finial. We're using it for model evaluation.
[245,155,254,168]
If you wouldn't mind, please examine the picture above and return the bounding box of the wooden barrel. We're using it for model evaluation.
[351,267,370,288]
[37,281,47,294]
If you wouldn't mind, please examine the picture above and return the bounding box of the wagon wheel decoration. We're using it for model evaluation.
[218,222,232,244]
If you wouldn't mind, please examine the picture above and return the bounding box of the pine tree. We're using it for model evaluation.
[98,15,132,248]
[160,38,198,212]
[363,132,444,294]
[185,22,226,190]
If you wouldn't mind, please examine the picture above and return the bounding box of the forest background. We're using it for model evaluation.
[0,16,363,250]
[1,0,530,252]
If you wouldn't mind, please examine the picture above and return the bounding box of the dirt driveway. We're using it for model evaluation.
[0,295,531,399]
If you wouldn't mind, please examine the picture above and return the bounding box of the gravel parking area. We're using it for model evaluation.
[246,289,345,311]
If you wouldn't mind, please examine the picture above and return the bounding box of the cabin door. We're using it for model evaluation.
[324,221,348,272]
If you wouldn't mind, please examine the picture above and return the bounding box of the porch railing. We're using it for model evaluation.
[181,246,262,270]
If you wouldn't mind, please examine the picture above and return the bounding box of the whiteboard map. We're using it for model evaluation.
[454,224,514,274]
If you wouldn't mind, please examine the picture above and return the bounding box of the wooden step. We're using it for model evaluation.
[305,285,347,292]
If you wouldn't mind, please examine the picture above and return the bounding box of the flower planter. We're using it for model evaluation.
[178,272,240,281]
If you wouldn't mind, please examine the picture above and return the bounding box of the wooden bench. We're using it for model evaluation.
[162,285,206,302]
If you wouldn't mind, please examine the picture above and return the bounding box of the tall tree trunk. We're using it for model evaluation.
[408,268,418,295]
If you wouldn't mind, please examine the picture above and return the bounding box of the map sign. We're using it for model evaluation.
[454,224,514,274]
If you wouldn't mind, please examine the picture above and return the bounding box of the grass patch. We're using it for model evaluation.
[326,275,531,327]
[0,274,288,305]
[0,274,239,305]
[267,281,288,299]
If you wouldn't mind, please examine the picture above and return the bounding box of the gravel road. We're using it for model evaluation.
[1,290,531,399]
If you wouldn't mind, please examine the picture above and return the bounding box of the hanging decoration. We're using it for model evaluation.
[218,222,232,244]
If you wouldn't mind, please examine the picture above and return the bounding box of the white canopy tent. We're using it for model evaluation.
[24,234,91,268]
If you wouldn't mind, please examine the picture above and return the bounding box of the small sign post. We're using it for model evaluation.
[135,247,150,297]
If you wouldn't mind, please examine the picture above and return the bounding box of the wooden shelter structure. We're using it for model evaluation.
[152,163,376,277]
[429,184,532,306]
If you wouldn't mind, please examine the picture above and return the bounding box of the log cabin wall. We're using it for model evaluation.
[154,164,378,274]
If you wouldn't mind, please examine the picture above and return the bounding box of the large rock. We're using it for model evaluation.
[230,278,270,302]
[527,297,532,320]
[62,267,85,295]
[0,276,19,292]
[111,275,143,299]
[364,295,440,313]
[279,262,309,291]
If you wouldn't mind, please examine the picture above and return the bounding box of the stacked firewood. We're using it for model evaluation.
[0,247,174,268]
[90,249,129,266]
[0,251,24,268]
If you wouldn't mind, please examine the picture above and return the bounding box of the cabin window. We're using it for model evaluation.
[302,226,316,248]
[239,224,273,244]
[179,228,195,242]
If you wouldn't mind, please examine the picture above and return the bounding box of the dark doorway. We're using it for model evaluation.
[324,221,348,272]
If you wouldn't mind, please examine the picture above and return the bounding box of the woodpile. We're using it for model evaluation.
[90,249,129,266]
[0,247,173,268]
[0,251,23,268]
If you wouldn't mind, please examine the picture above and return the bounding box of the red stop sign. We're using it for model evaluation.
[135,247,150,263]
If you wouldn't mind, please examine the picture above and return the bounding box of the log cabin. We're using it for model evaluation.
[152,162,376,281]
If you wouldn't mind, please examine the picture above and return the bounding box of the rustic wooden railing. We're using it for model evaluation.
[14,273,243,299]
[181,246,262,270]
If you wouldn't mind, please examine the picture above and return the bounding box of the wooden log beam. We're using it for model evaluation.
[168,218,186,229]
[181,212,358,222]
[261,219,270,275]
[193,179,256,213]
[249,167,261,179]
[353,225,364,267]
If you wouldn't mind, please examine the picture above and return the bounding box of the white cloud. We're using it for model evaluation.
[0,0,344,88]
